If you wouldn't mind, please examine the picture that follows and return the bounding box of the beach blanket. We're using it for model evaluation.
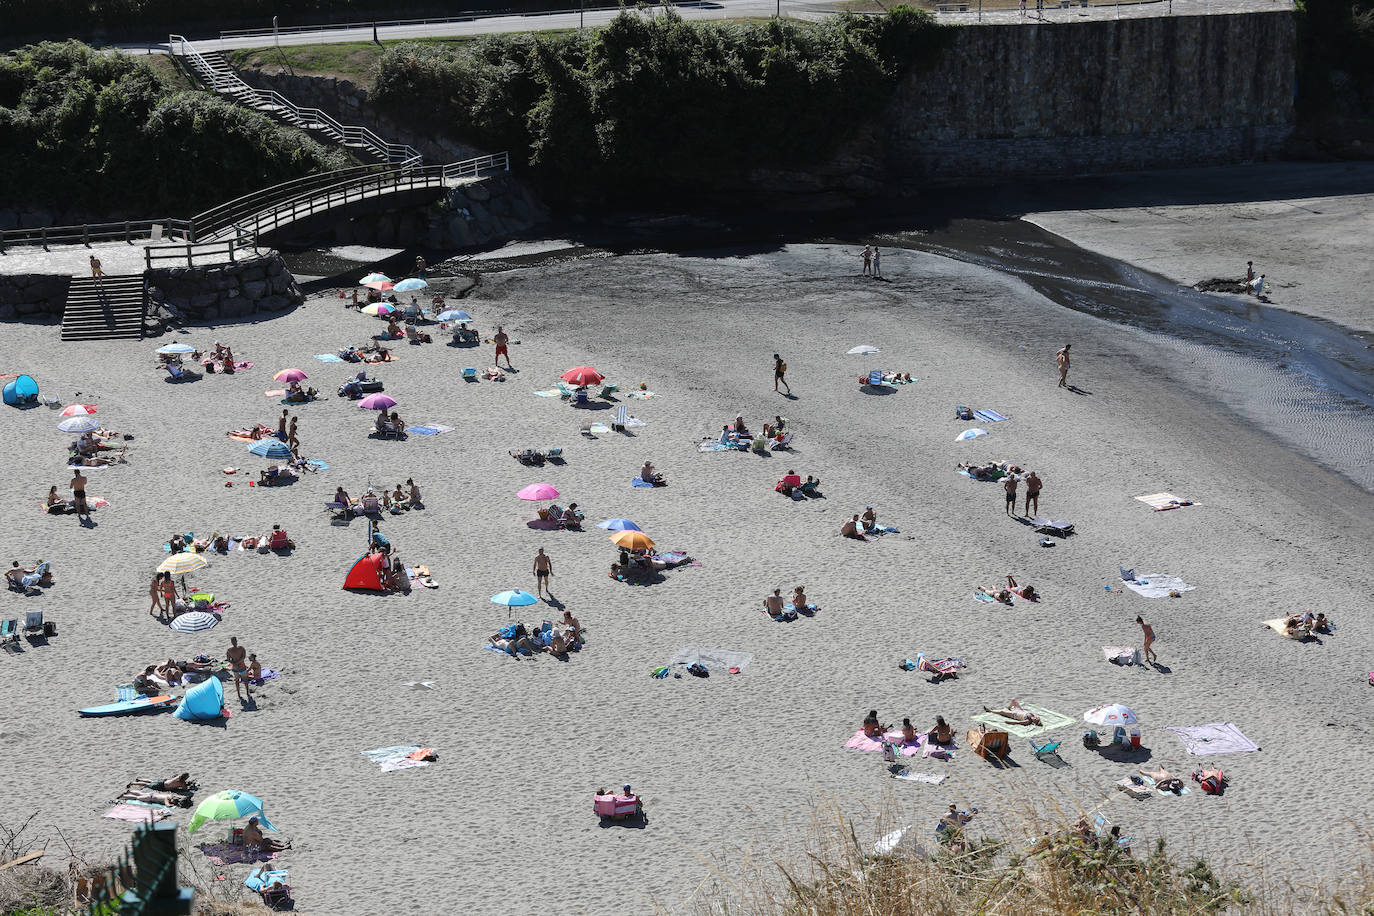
[631,477,656,488]
[698,442,736,452]
[1165,723,1260,755]
[1135,492,1199,511]
[533,389,562,398]
[970,704,1075,738]
[1103,645,1144,666]
[973,591,999,604]
[894,771,947,785]
[627,390,656,399]
[589,423,611,434]
[844,730,924,756]
[1262,617,1312,640]
[405,424,455,437]
[234,361,253,370]
[104,804,172,822]
[305,459,330,471]
[361,745,433,772]
[972,409,1010,423]
[264,389,286,398]
[197,843,278,865]
[1119,571,1194,598]
[249,668,281,686]
[314,354,345,362]
[668,647,753,672]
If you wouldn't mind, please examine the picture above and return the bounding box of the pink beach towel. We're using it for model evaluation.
[104,804,171,823]
[844,729,922,756]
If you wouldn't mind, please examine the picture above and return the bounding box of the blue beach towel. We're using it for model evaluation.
[631,477,655,488]
[407,426,440,437]
[973,409,1010,423]
[306,459,330,471]
[314,354,345,363]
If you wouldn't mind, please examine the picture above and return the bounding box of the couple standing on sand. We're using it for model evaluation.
[1003,471,1043,517]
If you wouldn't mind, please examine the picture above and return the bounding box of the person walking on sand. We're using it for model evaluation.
[1056,344,1071,388]
[1245,261,1255,286]
[287,416,299,456]
[1136,616,1158,663]
[1003,473,1019,517]
[277,409,289,441]
[494,326,512,369]
[872,247,882,278]
[70,469,89,520]
[533,547,553,599]
[773,353,790,395]
[1023,471,1043,517]
[227,636,250,700]
[415,254,427,279]
[861,245,872,276]
[149,574,165,618]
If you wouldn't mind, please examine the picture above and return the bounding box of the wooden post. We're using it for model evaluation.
[83,225,90,246]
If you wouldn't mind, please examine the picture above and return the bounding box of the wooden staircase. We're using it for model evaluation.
[61,275,147,341]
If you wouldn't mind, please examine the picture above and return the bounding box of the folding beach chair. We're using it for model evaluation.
[967,725,1009,760]
[545,447,564,463]
[324,500,350,521]
[612,405,628,432]
[19,562,49,590]
[22,610,47,639]
[1,618,19,648]
[1029,737,1067,768]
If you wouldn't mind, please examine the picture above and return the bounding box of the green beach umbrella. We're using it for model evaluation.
[187,790,278,834]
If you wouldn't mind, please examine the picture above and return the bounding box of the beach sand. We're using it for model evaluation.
[1,234,1371,913]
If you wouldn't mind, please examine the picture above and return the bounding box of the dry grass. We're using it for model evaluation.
[692,794,1374,916]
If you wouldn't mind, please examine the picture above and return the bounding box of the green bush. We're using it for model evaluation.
[373,8,949,206]
[0,40,349,218]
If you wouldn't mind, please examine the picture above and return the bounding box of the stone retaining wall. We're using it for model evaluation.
[0,274,71,321]
[148,252,303,325]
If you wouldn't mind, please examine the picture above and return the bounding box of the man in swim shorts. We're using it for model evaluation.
[69,469,89,520]
[226,636,250,700]
[1023,471,1043,516]
[773,353,790,394]
[494,326,512,369]
[533,547,553,599]
[1003,473,1018,516]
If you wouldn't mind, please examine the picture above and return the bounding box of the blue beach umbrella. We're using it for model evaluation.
[359,273,391,285]
[248,439,292,459]
[393,278,428,293]
[491,589,538,607]
[437,309,473,322]
[595,518,642,532]
[188,790,279,835]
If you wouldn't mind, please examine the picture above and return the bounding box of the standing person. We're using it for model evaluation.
[872,247,882,278]
[773,353,790,394]
[533,547,553,599]
[69,468,89,520]
[1136,616,1158,663]
[493,326,512,369]
[1245,261,1255,285]
[1003,473,1019,517]
[246,653,262,685]
[1252,274,1266,297]
[287,416,299,456]
[1023,471,1043,517]
[277,409,289,441]
[227,637,250,700]
[861,245,872,276]
[415,254,427,279]
[89,255,104,286]
[1056,344,1071,388]
[149,574,165,618]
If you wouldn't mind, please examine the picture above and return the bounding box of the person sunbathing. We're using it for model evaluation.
[639,461,665,486]
[1314,613,1331,633]
[389,411,406,434]
[407,478,422,507]
[5,562,25,588]
[390,484,409,510]
[983,699,1042,727]
[900,717,918,745]
[792,585,813,611]
[128,773,195,793]
[927,716,955,745]
[733,415,750,437]
[763,588,793,620]
[1006,575,1038,601]
[73,454,122,467]
[861,506,878,532]
[559,610,582,645]
[1192,767,1227,794]
[976,585,1015,605]
[490,623,533,656]
[156,660,184,685]
[862,709,889,738]
[1139,766,1184,793]
[118,789,193,808]
[244,817,289,852]
[44,485,68,513]
[841,515,866,540]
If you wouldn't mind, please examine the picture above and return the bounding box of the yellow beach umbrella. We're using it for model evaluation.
[609,530,654,550]
[158,553,208,576]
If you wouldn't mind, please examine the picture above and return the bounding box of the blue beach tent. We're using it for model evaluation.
[2,374,39,408]
[174,675,225,721]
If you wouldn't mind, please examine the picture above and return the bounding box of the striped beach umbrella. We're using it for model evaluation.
[169,611,219,633]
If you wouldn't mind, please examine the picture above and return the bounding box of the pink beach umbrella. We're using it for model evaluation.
[357,393,397,411]
[60,404,98,417]
[516,483,560,501]
[274,368,308,383]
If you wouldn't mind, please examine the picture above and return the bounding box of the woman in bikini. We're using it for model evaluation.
[982,699,1042,727]
[900,718,918,745]
[1006,575,1038,601]
[927,716,955,745]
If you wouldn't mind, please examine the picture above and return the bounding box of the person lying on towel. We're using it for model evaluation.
[981,698,1042,727]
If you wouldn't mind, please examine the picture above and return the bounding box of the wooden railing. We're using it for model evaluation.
[0,219,191,252]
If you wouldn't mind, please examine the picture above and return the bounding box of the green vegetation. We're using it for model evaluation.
[225,36,481,84]
[0,41,350,219]
[1295,0,1374,140]
[372,7,950,206]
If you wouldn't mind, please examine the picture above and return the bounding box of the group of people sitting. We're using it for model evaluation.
[977,575,1039,604]
[374,410,408,438]
[200,342,241,374]
[133,656,229,692]
[283,379,319,403]
[488,610,583,657]
[538,502,584,529]
[338,372,383,399]
[774,472,821,498]
[863,709,957,747]
[67,429,128,467]
[840,506,884,540]
[958,460,1023,481]
[381,315,434,344]
[762,586,817,621]
[1271,610,1332,638]
[716,415,791,452]
[339,343,395,363]
[336,482,423,516]
[117,773,198,809]
[449,322,479,345]
[5,559,52,591]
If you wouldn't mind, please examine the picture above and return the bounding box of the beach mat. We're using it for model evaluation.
[314,354,345,362]
[668,646,752,672]
[972,409,1010,422]
[362,745,432,772]
[1164,722,1260,755]
[104,804,172,822]
[197,843,278,865]
[970,704,1074,738]
[894,771,947,784]
[533,389,562,398]
[405,424,455,437]
[1135,492,1199,511]
[1120,572,1194,598]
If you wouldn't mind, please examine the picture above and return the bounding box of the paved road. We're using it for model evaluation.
[116,0,1292,54]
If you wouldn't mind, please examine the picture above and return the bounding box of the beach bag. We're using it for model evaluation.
[686,663,709,678]
[1082,730,1100,748]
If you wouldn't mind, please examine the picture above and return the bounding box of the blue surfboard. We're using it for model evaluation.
[79,695,176,717]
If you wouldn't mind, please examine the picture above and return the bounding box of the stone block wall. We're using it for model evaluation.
[0,274,71,320]
[147,252,303,324]
[885,12,1296,186]
[433,174,549,249]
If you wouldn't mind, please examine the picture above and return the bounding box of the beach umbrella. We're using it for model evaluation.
[491,589,539,607]
[158,553,209,577]
[57,416,100,433]
[59,404,97,417]
[188,790,278,835]
[248,439,292,459]
[847,345,881,355]
[357,393,397,411]
[955,428,989,442]
[361,303,395,316]
[1084,703,1138,727]
[393,278,428,292]
[273,368,308,383]
[595,518,642,532]
[561,366,604,387]
[609,530,655,550]
[359,273,391,285]
[169,611,219,633]
[517,483,560,501]
[157,343,196,356]
[437,309,472,322]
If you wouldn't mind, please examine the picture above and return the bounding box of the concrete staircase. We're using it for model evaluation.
[62,275,146,341]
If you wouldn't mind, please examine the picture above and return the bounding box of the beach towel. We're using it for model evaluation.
[970,704,1074,738]
[893,772,947,785]
[844,729,906,753]
[1140,774,1191,796]
[1103,645,1144,666]
[314,354,345,362]
[533,389,562,397]
[264,389,286,398]
[362,745,432,771]
[197,843,278,865]
[1120,572,1194,598]
[668,647,753,672]
[234,361,253,370]
[972,409,1010,423]
[1135,492,1199,511]
[305,459,330,471]
[1165,723,1260,755]
[973,591,999,604]
[627,390,656,399]
[631,477,655,488]
[405,424,455,437]
[248,668,281,686]
[104,804,172,822]
[698,442,735,452]
[589,423,611,434]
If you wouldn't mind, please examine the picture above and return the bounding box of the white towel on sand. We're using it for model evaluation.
[1121,574,1194,598]
[669,647,754,672]
[894,772,946,785]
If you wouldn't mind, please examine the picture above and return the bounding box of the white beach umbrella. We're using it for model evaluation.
[847,345,881,355]
[955,428,988,442]
[1084,703,1138,727]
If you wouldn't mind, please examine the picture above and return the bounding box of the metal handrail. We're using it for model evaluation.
[170,33,421,165]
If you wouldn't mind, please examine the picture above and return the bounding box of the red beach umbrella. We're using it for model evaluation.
[561,367,604,387]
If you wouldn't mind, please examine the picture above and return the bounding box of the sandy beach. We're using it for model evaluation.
[2,209,1372,913]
